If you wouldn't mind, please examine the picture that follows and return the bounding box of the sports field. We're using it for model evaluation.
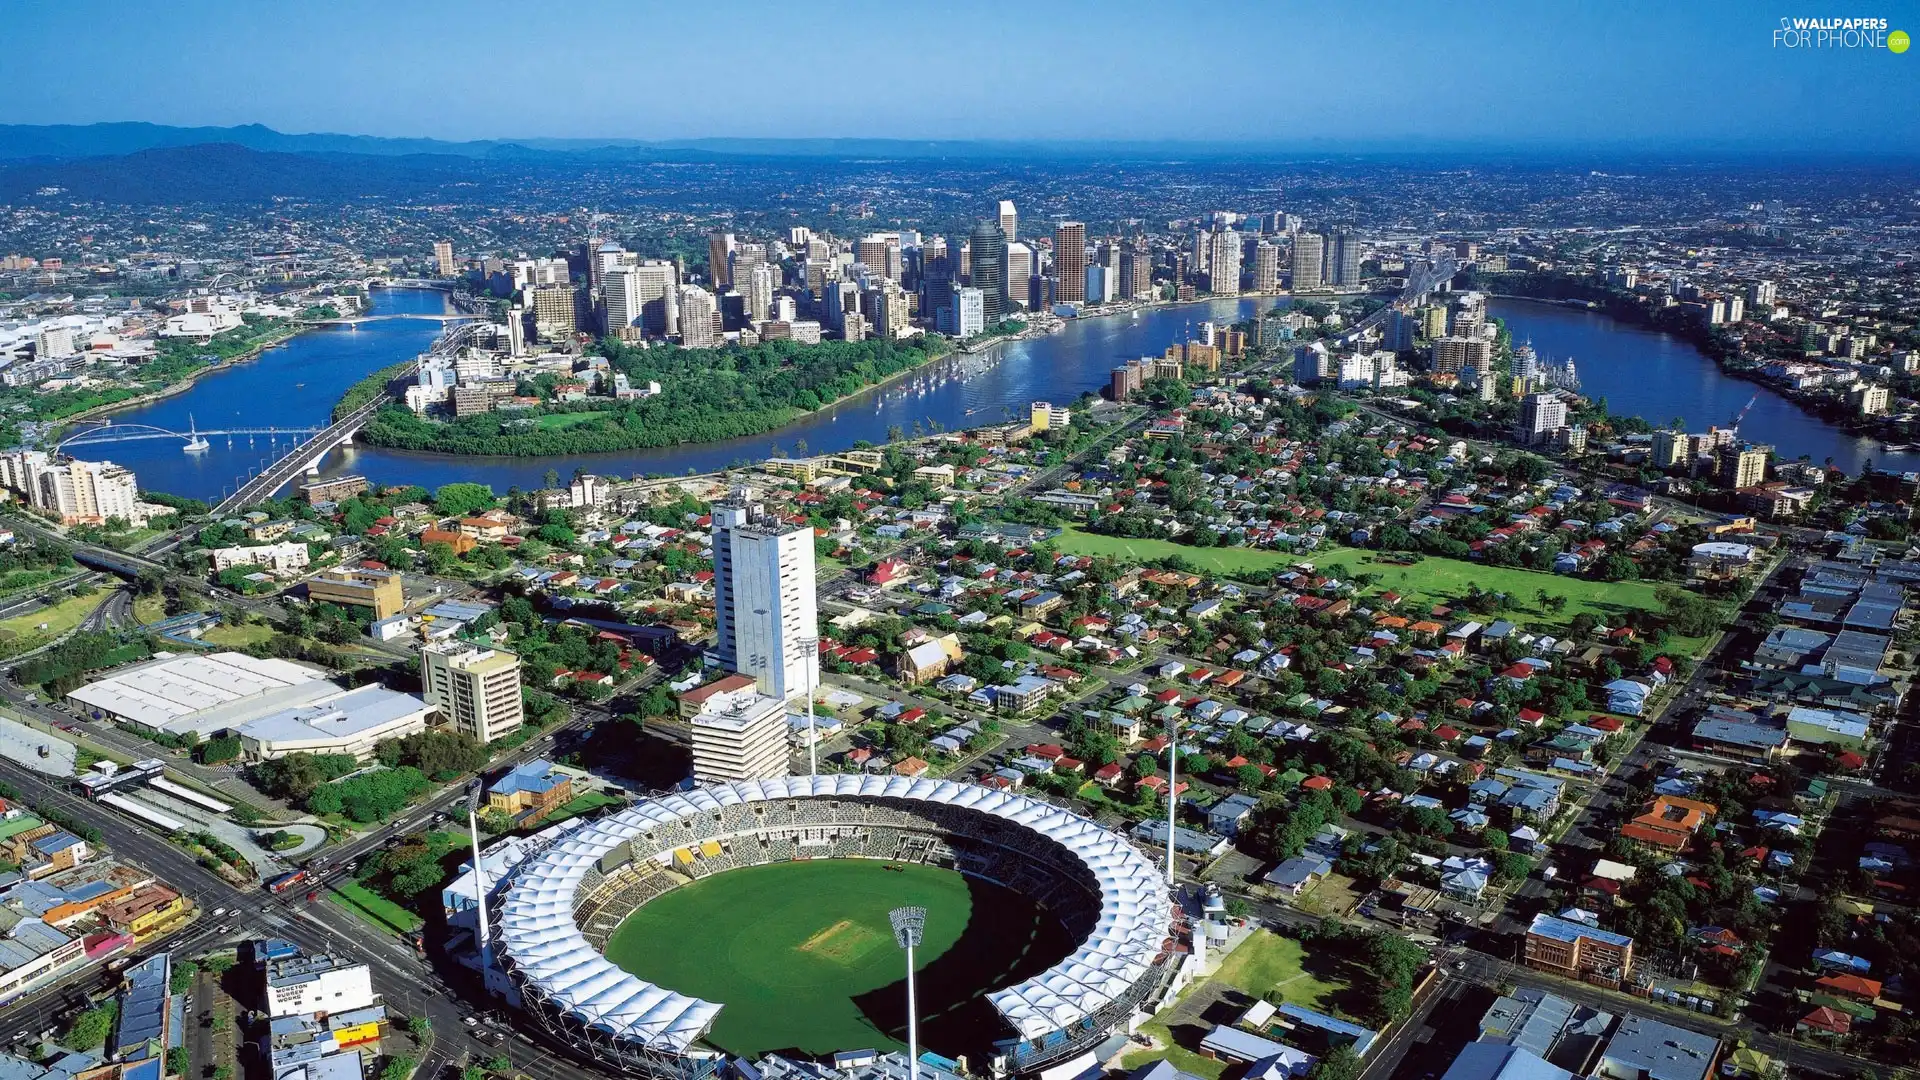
[604,860,1071,1058]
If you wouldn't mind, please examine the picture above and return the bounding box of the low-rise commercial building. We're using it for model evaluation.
[265,955,377,1019]
[1523,914,1634,987]
[306,568,404,619]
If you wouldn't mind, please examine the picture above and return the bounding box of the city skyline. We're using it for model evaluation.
[3,0,1916,152]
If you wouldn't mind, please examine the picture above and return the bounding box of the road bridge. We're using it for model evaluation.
[212,320,482,513]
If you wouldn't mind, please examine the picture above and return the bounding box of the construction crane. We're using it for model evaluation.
[1728,393,1758,434]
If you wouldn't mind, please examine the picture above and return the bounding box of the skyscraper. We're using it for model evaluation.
[1253,241,1281,294]
[1006,242,1035,310]
[1208,230,1242,295]
[710,492,819,702]
[1054,222,1087,304]
[745,262,777,321]
[708,233,735,289]
[632,260,681,336]
[603,265,643,335]
[531,285,577,341]
[1290,233,1324,291]
[421,642,525,745]
[1330,228,1362,287]
[998,200,1018,243]
[967,221,1008,325]
[1123,246,1154,300]
[679,285,720,348]
[433,241,456,278]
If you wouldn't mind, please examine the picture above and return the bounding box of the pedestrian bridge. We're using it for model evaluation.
[298,312,481,326]
[56,423,325,450]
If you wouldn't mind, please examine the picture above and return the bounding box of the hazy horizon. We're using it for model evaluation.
[5,0,1917,153]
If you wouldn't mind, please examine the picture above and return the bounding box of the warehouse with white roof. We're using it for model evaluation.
[68,652,430,761]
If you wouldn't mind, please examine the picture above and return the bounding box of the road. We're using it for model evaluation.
[0,756,600,1080]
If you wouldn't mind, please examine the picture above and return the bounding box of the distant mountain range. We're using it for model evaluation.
[0,122,1280,163]
[0,143,506,203]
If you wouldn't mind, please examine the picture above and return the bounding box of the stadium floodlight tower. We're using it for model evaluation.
[797,633,820,775]
[889,906,927,1080]
[465,778,492,971]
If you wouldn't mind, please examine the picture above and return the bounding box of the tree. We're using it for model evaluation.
[167,1047,191,1076]
[1307,1045,1362,1080]
[432,483,496,518]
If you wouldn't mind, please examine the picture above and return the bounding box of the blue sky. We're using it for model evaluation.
[6,0,1918,149]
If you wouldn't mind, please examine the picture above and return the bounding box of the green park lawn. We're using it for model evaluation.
[545,790,623,824]
[534,411,615,431]
[198,622,279,649]
[0,592,106,653]
[1054,528,1702,651]
[1123,931,1351,1079]
[328,880,423,935]
[1210,930,1348,1011]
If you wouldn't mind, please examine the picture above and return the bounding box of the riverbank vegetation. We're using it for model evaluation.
[21,315,297,431]
[332,359,419,422]
[354,335,946,456]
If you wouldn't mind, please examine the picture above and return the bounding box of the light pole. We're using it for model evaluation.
[797,634,821,775]
[889,906,926,1080]
[464,779,492,978]
[1165,714,1178,887]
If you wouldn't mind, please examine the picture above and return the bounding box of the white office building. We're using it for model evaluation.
[945,285,985,338]
[709,492,819,702]
[687,683,790,783]
[1520,393,1568,440]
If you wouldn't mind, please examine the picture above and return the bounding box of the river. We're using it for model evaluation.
[1490,298,1916,476]
[68,288,1261,499]
[77,289,1901,502]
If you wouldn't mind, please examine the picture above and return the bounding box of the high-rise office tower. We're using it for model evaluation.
[998,200,1018,243]
[1123,246,1154,300]
[630,260,681,336]
[1006,242,1035,310]
[1054,222,1087,304]
[1208,230,1242,295]
[745,262,777,322]
[1330,229,1362,287]
[709,492,819,702]
[531,285,577,341]
[1290,233,1324,291]
[421,642,525,744]
[968,221,1008,325]
[603,265,643,333]
[679,285,720,348]
[592,242,626,289]
[708,233,736,289]
[433,241,456,277]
